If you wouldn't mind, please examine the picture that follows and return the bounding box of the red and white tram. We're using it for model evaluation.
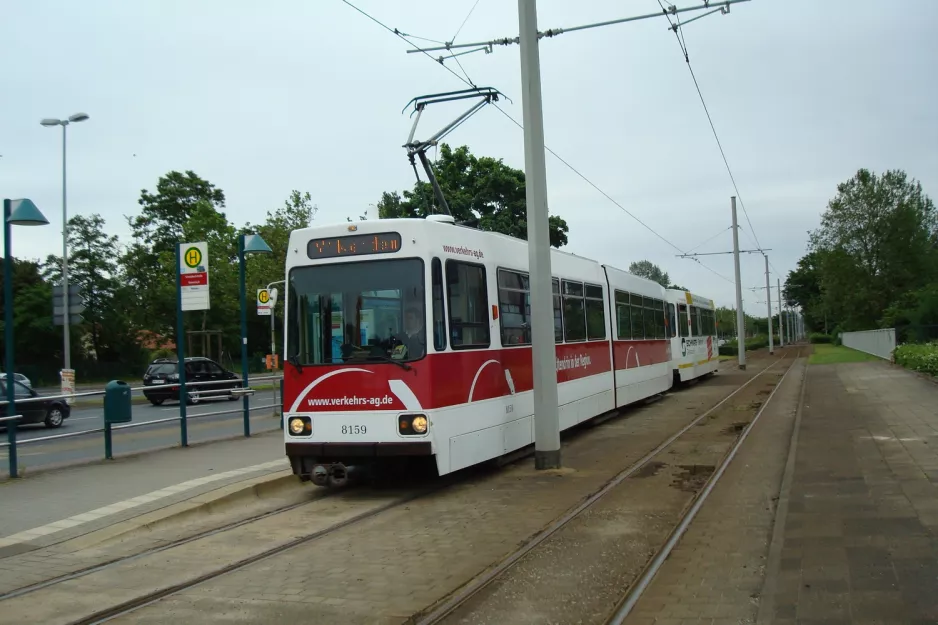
[282,216,711,485]
[666,289,719,383]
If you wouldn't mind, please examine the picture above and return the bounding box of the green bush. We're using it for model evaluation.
[718,335,771,356]
[810,333,833,344]
[894,342,938,377]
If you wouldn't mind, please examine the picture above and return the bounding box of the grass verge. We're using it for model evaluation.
[808,344,881,365]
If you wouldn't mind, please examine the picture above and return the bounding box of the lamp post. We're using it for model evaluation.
[4,198,50,478]
[40,113,89,375]
[239,233,272,437]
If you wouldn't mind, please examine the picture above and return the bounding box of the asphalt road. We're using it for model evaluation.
[1,388,282,478]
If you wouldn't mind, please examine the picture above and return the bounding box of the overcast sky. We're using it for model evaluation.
[3,0,936,316]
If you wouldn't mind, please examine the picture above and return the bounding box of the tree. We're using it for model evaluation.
[122,171,237,348]
[783,251,827,332]
[628,260,670,288]
[376,144,569,247]
[244,191,319,358]
[42,214,122,360]
[802,168,937,330]
[0,258,61,381]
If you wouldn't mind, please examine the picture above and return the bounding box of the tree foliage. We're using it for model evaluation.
[376,144,569,247]
[785,168,938,332]
[0,170,323,383]
[628,260,670,288]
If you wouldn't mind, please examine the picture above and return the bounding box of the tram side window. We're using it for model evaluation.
[667,303,677,338]
[497,268,531,346]
[656,299,666,339]
[630,293,644,339]
[553,278,563,343]
[703,309,715,336]
[678,303,689,337]
[643,297,657,339]
[585,284,606,340]
[432,258,447,351]
[689,305,698,336]
[446,261,490,349]
[561,280,587,342]
[615,290,631,340]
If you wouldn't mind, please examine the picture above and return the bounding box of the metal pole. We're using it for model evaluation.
[239,235,251,437]
[519,0,560,470]
[777,278,784,347]
[4,200,19,478]
[175,244,188,447]
[61,124,71,372]
[765,255,773,355]
[104,421,113,460]
[731,197,746,370]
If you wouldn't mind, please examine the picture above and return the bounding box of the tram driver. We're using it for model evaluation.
[394,306,426,360]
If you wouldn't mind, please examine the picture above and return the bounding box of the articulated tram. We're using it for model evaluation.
[282,216,718,485]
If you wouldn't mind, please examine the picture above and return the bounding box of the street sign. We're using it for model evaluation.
[257,288,271,316]
[52,283,84,326]
[179,242,210,311]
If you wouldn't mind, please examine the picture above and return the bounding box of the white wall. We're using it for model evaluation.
[841,328,896,360]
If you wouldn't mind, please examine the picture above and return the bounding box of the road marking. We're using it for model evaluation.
[0,458,288,548]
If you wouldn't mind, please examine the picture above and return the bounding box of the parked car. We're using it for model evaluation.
[0,378,70,428]
[142,357,241,406]
[0,372,32,388]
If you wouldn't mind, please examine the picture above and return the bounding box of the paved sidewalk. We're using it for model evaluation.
[0,429,286,550]
[760,360,938,623]
[624,358,938,625]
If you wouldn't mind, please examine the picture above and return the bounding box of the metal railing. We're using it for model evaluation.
[2,375,284,478]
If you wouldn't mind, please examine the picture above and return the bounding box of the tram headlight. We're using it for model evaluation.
[398,413,429,436]
[288,417,311,436]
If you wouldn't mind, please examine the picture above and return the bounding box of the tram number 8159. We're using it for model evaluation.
[341,425,367,435]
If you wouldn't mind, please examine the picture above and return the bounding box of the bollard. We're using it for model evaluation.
[104,421,113,460]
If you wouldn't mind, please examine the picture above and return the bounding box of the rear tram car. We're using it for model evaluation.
[282,216,715,485]
[666,289,719,383]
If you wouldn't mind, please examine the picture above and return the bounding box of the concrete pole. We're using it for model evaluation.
[519,0,561,470]
[731,197,746,370]
[61,124,71,372]
[777,278,784,347]
[765,254,773,355]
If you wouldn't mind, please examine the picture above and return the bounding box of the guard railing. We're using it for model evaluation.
[1,375,285,478]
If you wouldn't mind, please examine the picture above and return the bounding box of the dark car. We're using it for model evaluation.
[0,379,71,428]
[142,357,241,406]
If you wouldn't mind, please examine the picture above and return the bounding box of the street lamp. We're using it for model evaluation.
[4,199,50,478]
[239,233,272,437]
[40,112,89,377]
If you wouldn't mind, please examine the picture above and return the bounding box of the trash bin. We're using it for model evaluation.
[104,380,133,424]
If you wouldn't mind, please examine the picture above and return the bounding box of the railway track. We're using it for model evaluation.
[411,348,802,625]
[0,351,796,625]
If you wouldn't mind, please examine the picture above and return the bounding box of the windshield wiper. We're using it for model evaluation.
[288,354,304,373]
[365,354,412,371]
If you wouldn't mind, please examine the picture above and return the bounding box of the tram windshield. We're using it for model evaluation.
[287,258,427,365]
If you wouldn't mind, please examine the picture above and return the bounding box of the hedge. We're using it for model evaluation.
[810,333,833,344]
[894,342,938,377]
[718,335,774,356]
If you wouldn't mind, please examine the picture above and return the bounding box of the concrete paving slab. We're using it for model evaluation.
[0,429,286,546]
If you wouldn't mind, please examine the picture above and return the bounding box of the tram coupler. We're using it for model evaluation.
[327,462,349,488]
[310,462,349,488]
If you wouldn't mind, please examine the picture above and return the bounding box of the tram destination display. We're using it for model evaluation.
[306,232,402,259]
